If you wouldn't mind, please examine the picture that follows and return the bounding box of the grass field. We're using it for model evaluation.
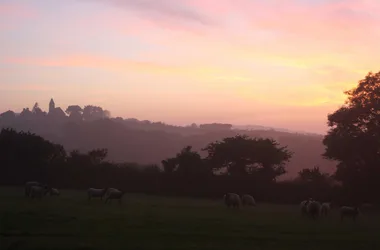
[1,188,380,250]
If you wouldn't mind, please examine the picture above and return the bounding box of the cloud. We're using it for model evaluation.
[3,55,251,81]
[0,2,36,19]
[84,0,214,26]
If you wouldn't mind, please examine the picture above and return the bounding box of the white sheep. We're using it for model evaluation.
[223,193,241,208]
[25,181,41,197]
[104,189,126,204]
[320,202,331,216]
[49,188,60,196]
[307,200,321,219]
[241,194,256,207]
[300,198,313,216]
[340,206,360,222]
[105,188,119,197]
[29,185,49,199]
[87,188,109,200]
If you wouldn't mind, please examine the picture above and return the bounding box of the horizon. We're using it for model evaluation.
[1,96,324,135]
[2,0,379,134]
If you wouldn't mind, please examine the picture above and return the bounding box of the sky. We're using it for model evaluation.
[1,0,379,134]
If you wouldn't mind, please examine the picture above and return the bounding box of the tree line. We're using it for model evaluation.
[0,127,335,204]
[0,70,379,205]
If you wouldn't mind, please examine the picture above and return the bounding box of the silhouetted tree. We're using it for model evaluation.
[175,146,210,176]
[297,166,330,183]
[32,102,46,117]
[0,128,65,183]
[161,158,178,174]
[323,71,380,191]
[19,108,33,120]
[142,164,162,174]
[83,105,106,121]
[88,148,108,165]
[67,150,92,167]
[66,105,83,121]
[104,110,111,118]
[203,135,292,181]
[162,146,210,176]
[0,110,16,120]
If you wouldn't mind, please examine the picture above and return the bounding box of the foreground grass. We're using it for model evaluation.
[1,188,380,250]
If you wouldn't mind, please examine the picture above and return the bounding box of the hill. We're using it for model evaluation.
[0,114,336,180]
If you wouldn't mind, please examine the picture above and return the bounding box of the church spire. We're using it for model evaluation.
[49,98,55,113]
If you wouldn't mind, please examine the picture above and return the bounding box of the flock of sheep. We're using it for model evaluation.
[25,182,126,204]
[24,182,361,221]
[223,193,361,221]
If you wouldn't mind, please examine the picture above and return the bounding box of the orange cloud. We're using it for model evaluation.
[4,55,253,81]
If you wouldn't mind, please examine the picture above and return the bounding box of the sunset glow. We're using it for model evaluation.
[1,0,379,133]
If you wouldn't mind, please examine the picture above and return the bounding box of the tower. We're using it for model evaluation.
[49,98,55,113]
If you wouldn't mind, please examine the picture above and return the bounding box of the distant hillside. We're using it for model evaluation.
[0,115,336,180]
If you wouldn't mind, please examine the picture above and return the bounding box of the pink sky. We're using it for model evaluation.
[1,0,379,133]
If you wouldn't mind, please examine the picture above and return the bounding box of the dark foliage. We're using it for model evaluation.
[323,71,380,202]
[0,128,350,205]
[0,100,336,180]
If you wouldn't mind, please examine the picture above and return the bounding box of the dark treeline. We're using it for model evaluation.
[0,128,339,204]
[0,100,335,179]
[1,71,379,205]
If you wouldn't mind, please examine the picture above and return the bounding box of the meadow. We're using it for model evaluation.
[1,188,380,250]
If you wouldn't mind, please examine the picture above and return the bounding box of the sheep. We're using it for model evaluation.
[29,185,49,199]
[49,188,60,196]
[105,188,119,197]
[104,189,126,204]
[223,193,241,208]
[300,198,313,216]
[320,202,331,217]
[241,194,256,207]
[25,181,41,197]
[307,200,321,219]
[87,188,109,200]
[340,206,360,222]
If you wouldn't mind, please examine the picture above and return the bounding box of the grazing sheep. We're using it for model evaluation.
[321,202,331,216]
[29,185,49,199]
[340,206,360,222]
[300,198,313,216]
[307,200,321,219]
[49,188,60,196]
[25,181,41,197]
[223,193,241,208]
[241,194,256,207]
[87,188,109,200]
[105,188,119,197]
[104,189,126,204]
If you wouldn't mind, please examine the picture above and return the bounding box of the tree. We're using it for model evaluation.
[104,110,111,118]
[0,110,16,121]
[88,148,108,165]
[142,164,162,174]
[66,105,83,121]
[19,108,33,120]
[0,128,65,183]
[297,166,330,183]
[323,71,380,189]
[161,157,178,174]
[161,146,210,176]
[32,102,44,114]
[202,135,292,181]
[83,105,106,121]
